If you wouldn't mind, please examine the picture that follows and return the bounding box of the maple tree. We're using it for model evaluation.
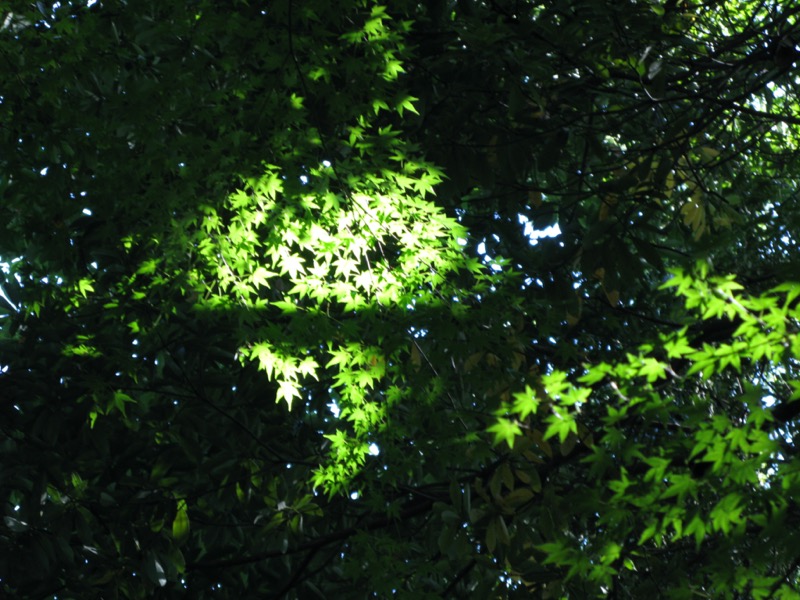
[1,1,800,598]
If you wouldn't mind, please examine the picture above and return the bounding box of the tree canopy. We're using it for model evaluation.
[2,0,800,597]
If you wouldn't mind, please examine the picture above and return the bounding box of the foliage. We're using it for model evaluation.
[1,0,800,598]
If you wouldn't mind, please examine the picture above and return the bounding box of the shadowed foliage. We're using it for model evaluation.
[1,1,800,598]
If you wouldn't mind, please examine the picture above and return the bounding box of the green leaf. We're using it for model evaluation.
[172,499,190,544]
[487,418,522,448]
[144,551,167,587]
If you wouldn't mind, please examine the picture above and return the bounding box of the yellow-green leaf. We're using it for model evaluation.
[172,499,190,543]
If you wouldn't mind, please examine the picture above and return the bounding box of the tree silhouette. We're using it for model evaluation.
[1,1,800,597]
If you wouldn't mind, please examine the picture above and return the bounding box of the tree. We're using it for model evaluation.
[1,0,799,597]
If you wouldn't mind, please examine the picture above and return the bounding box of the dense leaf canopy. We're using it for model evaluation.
[2,0,800,598]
